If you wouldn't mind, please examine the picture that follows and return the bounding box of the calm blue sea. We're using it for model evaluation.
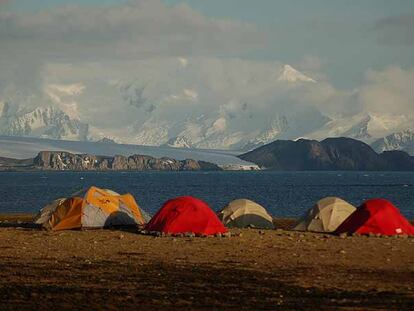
[0,171,413,218]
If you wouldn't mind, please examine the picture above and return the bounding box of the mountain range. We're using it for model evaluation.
[1,63,413,154]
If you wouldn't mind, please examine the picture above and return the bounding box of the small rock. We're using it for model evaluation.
[222,232,232,238]
[119,234,125,239]
[339,233,347,239]
[215,233,223,238]
[259,230,265,235]
[185,232,195,238]
[339,249,346,254]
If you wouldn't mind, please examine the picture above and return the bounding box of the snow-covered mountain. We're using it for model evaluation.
[126,106,329,151]
[305,112,411,144]
[0,102,88,140]
[278,65,316,83]
[1,59,412,151]
[371,130,414,155]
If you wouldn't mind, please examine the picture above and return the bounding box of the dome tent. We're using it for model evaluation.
[34,186,146,230]
[335,198,414,236]
[145,196,227,235]
[218,199,274,229]
[294,197,356,233]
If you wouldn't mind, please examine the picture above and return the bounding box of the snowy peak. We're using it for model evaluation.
[278,65,316,83]
[163,136,194,148]
[371,129,414,155]
[306,112,411,144]
[0,104,89,141]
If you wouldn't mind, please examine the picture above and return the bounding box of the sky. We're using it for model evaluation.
[1,0,414,141]
[3,0,414,88]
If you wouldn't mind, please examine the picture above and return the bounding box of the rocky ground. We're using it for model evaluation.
[0,215,413,310]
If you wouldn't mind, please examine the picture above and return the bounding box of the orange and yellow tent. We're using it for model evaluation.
[34,186,146,230]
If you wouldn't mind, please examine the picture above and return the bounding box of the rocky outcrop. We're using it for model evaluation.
[239,137,414,171]
[34,151,221,171]
[0,151,221,171]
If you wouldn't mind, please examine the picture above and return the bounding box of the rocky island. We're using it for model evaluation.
[239,137,414,171]
[0,151,221,171]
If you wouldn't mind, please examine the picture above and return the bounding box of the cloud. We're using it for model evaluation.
[0,0,266,113]
[0,0,264,61]
[39,57,346,132]
[358,66,414,115]
[373,14,414,46]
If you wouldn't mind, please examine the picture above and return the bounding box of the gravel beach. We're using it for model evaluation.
[0,215,413,310]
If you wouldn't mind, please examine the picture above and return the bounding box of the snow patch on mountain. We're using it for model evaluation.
[163,136,194,148]
[278,65,316,83]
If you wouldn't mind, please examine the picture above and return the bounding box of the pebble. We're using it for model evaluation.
[339,233,348,239]
[184,232,195,238]
[339,249,346,254]
[119,234,124,239]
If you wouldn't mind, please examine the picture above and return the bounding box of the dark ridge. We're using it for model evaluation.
[239,137,414,171]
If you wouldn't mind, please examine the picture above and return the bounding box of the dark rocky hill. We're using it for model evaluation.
[239,137,414,171]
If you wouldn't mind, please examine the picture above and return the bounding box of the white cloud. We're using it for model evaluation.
[0,0,264,61]
[358,66,414,115]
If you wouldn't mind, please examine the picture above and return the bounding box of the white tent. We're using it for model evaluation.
[294,197,356,232]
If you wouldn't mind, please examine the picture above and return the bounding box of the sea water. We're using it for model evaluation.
[0,171,413,218]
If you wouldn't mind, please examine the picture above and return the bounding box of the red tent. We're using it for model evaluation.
[335,198,414,236]
[145,196,228,235]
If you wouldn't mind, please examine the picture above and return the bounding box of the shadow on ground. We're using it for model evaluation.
[0,259,412,311]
